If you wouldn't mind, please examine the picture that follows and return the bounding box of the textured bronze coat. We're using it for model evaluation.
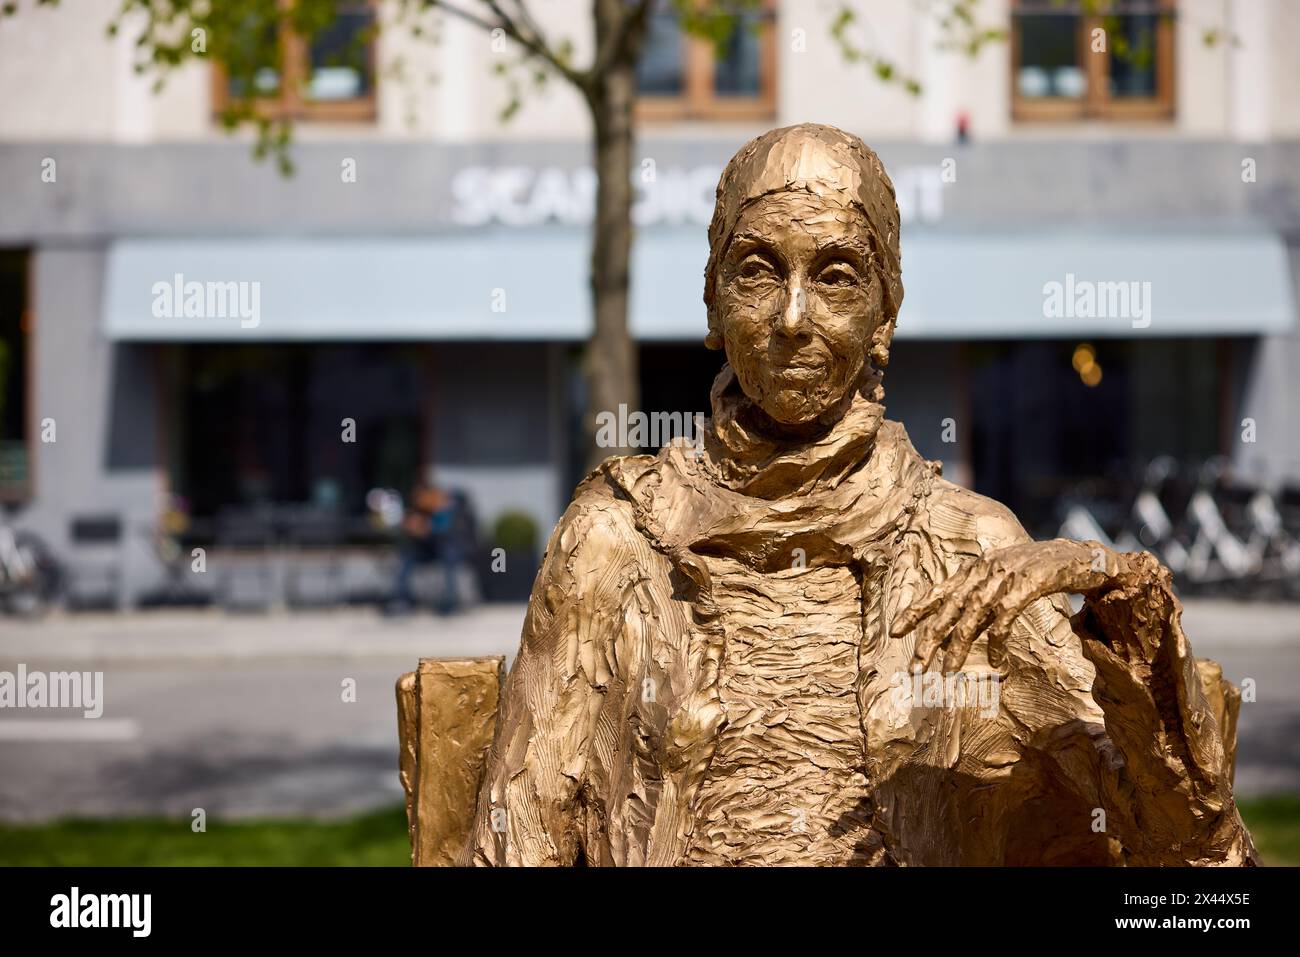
[461,368,1256,866]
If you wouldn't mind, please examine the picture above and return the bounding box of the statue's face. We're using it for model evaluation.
[716,192,884,426]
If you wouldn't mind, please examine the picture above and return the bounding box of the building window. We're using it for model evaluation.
[212,1,377,123]
[1012,0,1174,121]
[637,1,776,121]
[167,344,428,520]
[0,249,31,503]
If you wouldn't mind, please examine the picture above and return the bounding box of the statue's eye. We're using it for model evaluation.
[817,262,859,286]
[737,255,777,281]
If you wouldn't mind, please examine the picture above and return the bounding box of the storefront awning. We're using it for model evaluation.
[104,230,1295,342]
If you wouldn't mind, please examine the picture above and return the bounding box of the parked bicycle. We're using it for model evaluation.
[1056,457,1300,600]
[0,507,62,616]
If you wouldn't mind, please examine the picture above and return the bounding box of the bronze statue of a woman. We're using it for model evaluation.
[460,123,1257,866]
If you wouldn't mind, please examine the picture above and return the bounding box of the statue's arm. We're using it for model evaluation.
[982,539,1256,863]
[898,487,1255,864]
[459,489,623,866]
[1067,551,1257,865]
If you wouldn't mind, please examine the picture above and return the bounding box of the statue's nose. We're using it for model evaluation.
[776,281,808,337]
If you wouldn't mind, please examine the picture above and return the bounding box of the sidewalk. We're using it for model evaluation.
[0,605,529,665]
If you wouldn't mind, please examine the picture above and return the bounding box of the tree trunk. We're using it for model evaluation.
[582,2,641,471]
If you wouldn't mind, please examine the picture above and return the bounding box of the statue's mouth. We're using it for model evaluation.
[777,360,824,383]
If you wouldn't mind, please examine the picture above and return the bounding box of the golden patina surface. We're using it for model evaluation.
[415,124,1255,866]
[397,657,503,866]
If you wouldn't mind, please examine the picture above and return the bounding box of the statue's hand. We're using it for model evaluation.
[890,539,1128,673]
[892,541,1255,862]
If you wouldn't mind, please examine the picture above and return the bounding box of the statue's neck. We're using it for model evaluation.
[704,364,886,499]
[733,377,874,446]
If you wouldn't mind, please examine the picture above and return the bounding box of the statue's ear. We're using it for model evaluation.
[869,314,895,368]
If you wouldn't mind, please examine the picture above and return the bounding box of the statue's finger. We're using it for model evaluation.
[918,562,1012,671]
[979,609,1018,671]
[911,623,945,673]
[941,641,972,675]
[977,579,1046,668]
[890,585,946,637]
[986,602,1033,667]
[892,567,972,638]
[941,574,1008,672]
[908,579,979,668]
[943,601,998,673]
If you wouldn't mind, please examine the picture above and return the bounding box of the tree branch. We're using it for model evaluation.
[436,0,585,88]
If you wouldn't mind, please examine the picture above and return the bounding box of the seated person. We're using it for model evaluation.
[387,484,458,615]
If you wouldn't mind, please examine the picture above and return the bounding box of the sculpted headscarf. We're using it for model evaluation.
[702,123,905,350]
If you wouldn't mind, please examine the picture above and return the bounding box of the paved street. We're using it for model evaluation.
[0,605,527,822]
[0,600,1296,821]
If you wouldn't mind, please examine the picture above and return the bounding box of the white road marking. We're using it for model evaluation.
[0,719,141,741]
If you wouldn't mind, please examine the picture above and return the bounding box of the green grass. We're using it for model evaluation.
[1239,795,1300,866]
[0,806,411,866]
[0,797,1295,866]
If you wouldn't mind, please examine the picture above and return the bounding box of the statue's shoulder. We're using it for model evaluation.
[877,419,1030,554]
[544,454,656,561]
[921,474,1033,556]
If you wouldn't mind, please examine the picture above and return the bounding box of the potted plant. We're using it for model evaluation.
[483,510,539,603]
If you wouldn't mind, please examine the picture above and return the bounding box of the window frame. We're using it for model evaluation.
[1010,0,1176,123]
[0,249,33,505]
[636,0,778,122]
[210,0,378,124]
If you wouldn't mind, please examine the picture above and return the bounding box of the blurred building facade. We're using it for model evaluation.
[1,0,1298,601]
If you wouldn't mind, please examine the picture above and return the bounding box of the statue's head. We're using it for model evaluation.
[704,123,903,427]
